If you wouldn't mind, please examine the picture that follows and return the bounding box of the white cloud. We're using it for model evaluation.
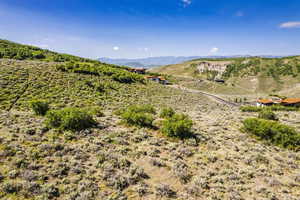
[235,11,244,17]
[210,47,219,54]
[279,21,300,28]
[113,46,119,51]
[182,0,192,7]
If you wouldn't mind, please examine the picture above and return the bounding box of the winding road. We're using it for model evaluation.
[170,84,239,107]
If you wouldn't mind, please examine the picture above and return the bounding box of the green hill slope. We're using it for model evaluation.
[0,39,95,62]
[0,39,211,109]
[150,57,300,95]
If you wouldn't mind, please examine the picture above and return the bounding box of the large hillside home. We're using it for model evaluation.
[281,98,300,107]
[256,99,275,107]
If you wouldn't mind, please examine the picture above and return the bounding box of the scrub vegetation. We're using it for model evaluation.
[243,118,300,150]
[150,56,300,96]
[1,39,300,200]
[240,105,299,112]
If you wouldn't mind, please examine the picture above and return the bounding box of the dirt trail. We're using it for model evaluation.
[170,84,239,107]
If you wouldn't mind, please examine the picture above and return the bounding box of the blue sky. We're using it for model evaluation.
[0,0,300,58]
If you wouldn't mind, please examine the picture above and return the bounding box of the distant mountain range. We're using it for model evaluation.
[99,55,285,68]
[99,56,202,68]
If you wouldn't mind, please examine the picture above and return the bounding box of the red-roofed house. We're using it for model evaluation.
[256,99,274,107]
[145,76,169,85]
[281,98,300,107]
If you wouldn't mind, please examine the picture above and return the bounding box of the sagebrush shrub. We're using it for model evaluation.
[45,107,97,131]
[120,105,156,128]
[29,100,49,115]
[161,114,193,139]
[125,104,156,114]
[155,184,176,198]
[258,109,278,121]
[2,182,23,194]
[243,118,300,150]
[159,107,175,118]
[122,112,154,128]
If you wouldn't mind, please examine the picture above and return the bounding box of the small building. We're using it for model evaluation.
[145,76,160,82]
[281,98,300,107]
[127,68,146,74]
[256,99,274,107]
[145,76,168,85]
[158,77,169,85]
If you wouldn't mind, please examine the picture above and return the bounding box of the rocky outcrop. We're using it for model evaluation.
[197,61,230,74]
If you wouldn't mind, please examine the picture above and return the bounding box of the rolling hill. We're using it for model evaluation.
[0,39,300,200]
[150,56,300,96]
[99,56,204,68]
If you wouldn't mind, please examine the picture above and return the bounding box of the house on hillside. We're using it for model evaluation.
[158,77,169,85]
[145,76,169,85]
[256,98,300,107]
[127,68,146,74]
[145,76,160,82]
[256,99,275,107]
[281,98,300,107]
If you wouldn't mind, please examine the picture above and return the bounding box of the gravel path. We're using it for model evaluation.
[170,84,239,107]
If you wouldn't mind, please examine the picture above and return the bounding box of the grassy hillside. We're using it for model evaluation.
[150,56,300,95]
[1,40,300,200]
[0,39,96,63]
[0,59,199,112]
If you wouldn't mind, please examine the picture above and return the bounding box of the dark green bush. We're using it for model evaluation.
[270,105,299,111]
[240,105,299,112]
[160,107,175,118]
[32,51,46,59]
[120,105,156,128]
[29,100,49,115]
[112,71,143,83]
[258,109,278,121]
[122,112,154,128]
[161,114,193,139]
[243,118,300,150]
[45,108,97,131]
[56,62,144,84]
